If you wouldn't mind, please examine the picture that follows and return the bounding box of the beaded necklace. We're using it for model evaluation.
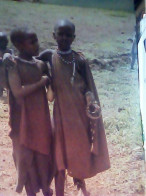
[57,52,75,64]
[57,49,72,55]
[57,50,76,85]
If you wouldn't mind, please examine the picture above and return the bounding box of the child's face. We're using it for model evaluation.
[53,25,75,51]
[21,33,39,57]
[0,37,8,50]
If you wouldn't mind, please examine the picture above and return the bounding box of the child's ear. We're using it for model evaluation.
[53,32,56,40]
[73,34,76,41]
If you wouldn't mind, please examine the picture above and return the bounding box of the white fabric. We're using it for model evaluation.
[138,15,146,160]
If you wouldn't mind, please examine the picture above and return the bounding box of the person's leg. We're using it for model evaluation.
[0,87,3,96]
[35,152,54,196]
[25,192,36,196]
[73,178,90,196]
[42,189,53,196]
[25,177,36,196]
[55,170,65,196]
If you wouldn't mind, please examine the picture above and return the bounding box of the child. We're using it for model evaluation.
[0,32,13,96]
[5,28,54,196]
[38,19,110,196]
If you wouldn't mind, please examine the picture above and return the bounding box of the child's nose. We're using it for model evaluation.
[62,34,68,40]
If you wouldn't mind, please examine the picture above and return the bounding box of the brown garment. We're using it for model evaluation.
[0,49,13,92]
[8,58,53,193]
[12,136,53,193]
[52,51,110,180]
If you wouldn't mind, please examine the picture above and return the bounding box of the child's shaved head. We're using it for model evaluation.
[0,32,8,50]
[10,27,36,46]
[0,32,8,40]
[54,19,75,34]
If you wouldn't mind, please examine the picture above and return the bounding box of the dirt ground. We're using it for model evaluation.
[0,1,146,195]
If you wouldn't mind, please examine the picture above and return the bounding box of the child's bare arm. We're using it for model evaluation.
[85,91,95,105]
[8,65,49,99]
[47,85,54,102]
[37,49,53,62]
[77,55,101,119]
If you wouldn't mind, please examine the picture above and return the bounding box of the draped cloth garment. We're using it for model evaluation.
[51,51,110,179]
[8,58,53,193]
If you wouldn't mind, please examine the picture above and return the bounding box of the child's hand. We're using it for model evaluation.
[3,53,16,70]
[86,91,95,106]
[47,85,54,102]
[40,75,49,86]
[85,92,101,119]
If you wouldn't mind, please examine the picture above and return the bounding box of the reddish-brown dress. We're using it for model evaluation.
[8,58,53,193]
[39,50,110,180]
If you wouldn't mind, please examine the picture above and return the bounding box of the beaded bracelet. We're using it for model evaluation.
[86,102,101,120]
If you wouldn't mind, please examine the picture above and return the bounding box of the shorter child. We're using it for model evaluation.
[4,27,54,196]
[0,32,13,96]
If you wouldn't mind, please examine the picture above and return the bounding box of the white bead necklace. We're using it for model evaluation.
[57,50,76,85]
[57,49,72,55]
[57,51,75,65]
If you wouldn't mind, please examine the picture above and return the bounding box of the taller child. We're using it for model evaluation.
[39,19,110,196]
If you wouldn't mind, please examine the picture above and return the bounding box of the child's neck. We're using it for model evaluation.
[0,49,6,58]
[19,53,33,61]
[57,47,72,55]
[58,47,71,51]
[0,48,6,52]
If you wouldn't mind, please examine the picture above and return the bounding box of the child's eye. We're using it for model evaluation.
[58,32,64,37]
[66,33,73,38]
[57,32,73,38]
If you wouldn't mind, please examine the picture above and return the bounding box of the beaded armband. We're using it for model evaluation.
[86,101,101,120]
